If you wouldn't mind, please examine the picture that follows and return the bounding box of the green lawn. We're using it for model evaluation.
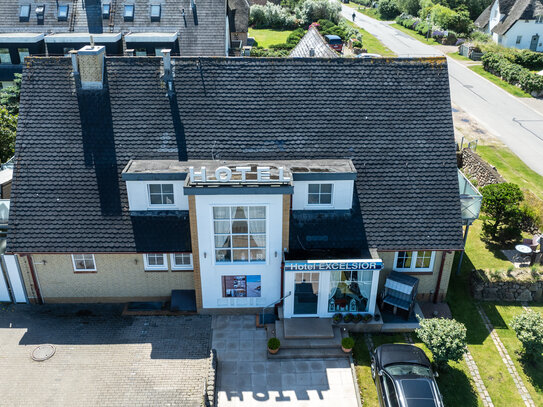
[481,303,543,405]
[476,145,543,201]
[390,23,441,45]
[448,253,528,406]
[468,65,531,98]
[248,28,293,48]
[446,52,474,62]
[343,19,396,57]
[352,332,482,406]
[463,219,512,272]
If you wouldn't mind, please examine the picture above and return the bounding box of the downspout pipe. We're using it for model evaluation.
[25,254,43,304]
[433,251,450,304]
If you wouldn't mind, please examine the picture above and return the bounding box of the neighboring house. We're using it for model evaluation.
[475,0,543,51]
[289,25,339,58]
[6,48,463,319]
[0,0,250,85]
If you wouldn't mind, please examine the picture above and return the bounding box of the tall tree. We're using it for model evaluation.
[0,73,21,115]
[0,106,17,163]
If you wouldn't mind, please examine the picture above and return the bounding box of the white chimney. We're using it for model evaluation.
[75,45,106,90]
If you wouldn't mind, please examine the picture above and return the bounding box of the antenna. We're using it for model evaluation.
[181,8,187,27]
[90,35,95,47]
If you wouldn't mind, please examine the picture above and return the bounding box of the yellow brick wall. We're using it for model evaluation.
[188,195,203,310]
[29,253,194,303]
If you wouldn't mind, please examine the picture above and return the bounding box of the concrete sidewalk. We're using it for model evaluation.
[213,315,358,407]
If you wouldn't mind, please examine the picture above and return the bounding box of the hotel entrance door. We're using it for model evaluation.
[293,272,319,315]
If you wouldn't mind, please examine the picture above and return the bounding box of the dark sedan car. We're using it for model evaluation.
[371,344,444,407]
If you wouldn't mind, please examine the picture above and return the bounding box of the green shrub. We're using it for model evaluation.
[482,51,543,95]
[342,337,355,349]
[416,318,467,368]
[396,0,421,15]
[249,3,298,29]
[268,337,281,350]
[511,310,543,360]
[378,0,400,19]
[353,40,363,48]
[514,50,543,71]
[520,204,541,234]
[316,19,353,41]
[269,42,296,49]
[480,182,524,243]
[469,30,492,43]
[298,0,341,25]
[250,47,292,57]
[286,27,306,45]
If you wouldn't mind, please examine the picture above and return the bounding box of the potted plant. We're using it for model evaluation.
[267,337,280,354]
[362,313,373,323]
[333,313,343,324]
[374,313,380,322]
[352,313,362,323]
[342,337,355,353]
[344,313,354,323]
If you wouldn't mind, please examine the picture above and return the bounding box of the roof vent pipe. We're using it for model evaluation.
[309,48,315,57]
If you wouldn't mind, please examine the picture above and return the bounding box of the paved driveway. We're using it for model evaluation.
[213,315,358,407]
[343,5,543,177]
[0,304,212,407]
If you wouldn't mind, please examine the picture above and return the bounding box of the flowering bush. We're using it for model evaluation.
[249,3,298,29]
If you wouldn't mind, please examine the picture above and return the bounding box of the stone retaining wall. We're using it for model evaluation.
[461,149,504,187]
[471,272,543,302]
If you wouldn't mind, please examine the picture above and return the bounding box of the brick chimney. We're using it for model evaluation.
[71,45,106,90]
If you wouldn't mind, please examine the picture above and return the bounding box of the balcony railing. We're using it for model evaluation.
[458,169,482,225]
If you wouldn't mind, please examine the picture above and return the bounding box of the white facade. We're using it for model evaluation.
[125,180,189,211]
[292,180,354,210]
[195,194,284,309]
[500,21,543,51]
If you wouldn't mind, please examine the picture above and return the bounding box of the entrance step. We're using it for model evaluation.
[270,321,343,349]
[268,347,348,359]
[283,317,334,339]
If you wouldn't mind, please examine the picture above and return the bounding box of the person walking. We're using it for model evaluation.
[352,12,356,21]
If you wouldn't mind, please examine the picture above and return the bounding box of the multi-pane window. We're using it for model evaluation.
[124,4,134,20]
[150,4,161,21]
[18,48,29,63]
[213,206,266,263]
[148,184,174,205]
[144,253,167,270]
[307,184,333,205]
[516,35,522,44]
[394,251,435,272]
[0,49,11,64]
[72,254,96,271]
[171,253,193,270]
[58,5,69,21]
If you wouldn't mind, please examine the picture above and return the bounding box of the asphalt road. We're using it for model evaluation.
[344,6,543,176]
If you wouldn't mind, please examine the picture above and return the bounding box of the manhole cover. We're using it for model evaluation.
[31,344,56,361]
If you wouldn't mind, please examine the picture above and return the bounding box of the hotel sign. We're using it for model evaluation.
[189,166,290,184]
[284,259,383,272]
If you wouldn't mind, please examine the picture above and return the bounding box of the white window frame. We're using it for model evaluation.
[0,49,11,64]
[147,183,175,207]
[143,253,168,271]
[170,253,193,270]
[71,254,97,272]
[393,251,435,272]
[306,183,334,207]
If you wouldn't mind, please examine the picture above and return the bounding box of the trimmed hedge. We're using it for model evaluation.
[482,51,543,95]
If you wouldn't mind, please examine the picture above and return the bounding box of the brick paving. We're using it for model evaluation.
[0,304,212,407]
[476,304,535,407]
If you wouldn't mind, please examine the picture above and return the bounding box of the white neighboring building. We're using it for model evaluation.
[475,0,543,51]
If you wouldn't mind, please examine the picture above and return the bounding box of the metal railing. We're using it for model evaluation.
[261,291,292,324]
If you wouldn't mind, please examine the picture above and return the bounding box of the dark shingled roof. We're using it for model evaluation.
[7,56,464,253]
[0,0,231,56]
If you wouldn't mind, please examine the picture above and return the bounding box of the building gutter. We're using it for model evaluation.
[433,251,450,304]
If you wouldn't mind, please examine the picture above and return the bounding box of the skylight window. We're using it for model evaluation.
[150,4,161,21]
[102,3,110,18]
[124,4,134,21]
[19,5,31,21]
[36,5,45,23]
[58,5,69,21]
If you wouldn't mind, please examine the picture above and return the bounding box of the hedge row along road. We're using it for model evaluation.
[342,4,543,177]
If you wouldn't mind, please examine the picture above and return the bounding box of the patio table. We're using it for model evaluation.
[514,244,533,265]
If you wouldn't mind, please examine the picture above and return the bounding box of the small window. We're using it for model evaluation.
[144,253,167,270]
[148,183,174,205]
[58,5,69,21]
[307,184,333,205]
[150,4,161,21]
[18,48,29,63]
[171,253,193,270]
[124,4,134,21]
[516,35,522,44]
[102,3,111,18]
[36,5,45,20]
[135,48,147,56]
[394,251,435,272]
[19,5,31,21]
[72,254,97,272]
[0,49,11,64]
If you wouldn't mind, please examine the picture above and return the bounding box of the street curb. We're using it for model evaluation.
[349,354,363,407]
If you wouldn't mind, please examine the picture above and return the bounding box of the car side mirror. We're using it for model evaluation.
[378,370,383,377]
[434,371,439,378]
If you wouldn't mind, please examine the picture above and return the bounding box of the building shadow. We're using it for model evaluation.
[169,94,188,162]
[84,0,104,34]
[1,304,211,360]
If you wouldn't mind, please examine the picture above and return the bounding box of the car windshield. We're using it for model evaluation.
[384,363,433,378]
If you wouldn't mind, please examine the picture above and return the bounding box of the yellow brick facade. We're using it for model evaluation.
[24,253,194,303]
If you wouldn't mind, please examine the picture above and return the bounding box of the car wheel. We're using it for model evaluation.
[371,358,376,381]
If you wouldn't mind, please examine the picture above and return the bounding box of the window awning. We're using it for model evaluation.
[124,32,178,43]
[44,33,122,43]
[0,33,44,43]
